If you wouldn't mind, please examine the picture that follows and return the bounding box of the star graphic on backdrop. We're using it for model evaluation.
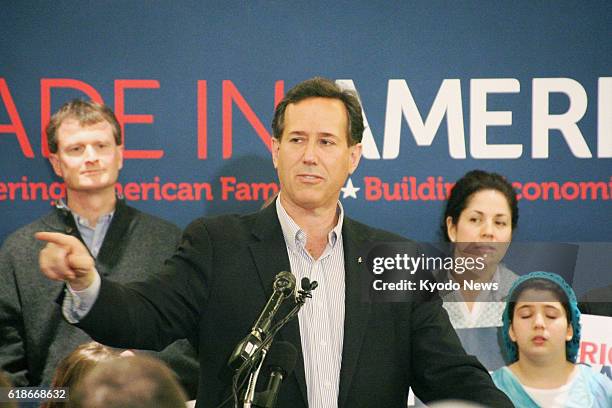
[341,178,361,199]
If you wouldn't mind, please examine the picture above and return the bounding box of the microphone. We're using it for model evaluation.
[228,271,296,371]
[253,341,297,408]
[294,277,318,305]
[300,277,318,292]
[252,271,295,334]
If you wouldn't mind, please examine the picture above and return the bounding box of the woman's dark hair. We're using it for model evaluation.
[507,278,572,325]
[441,170,518,241]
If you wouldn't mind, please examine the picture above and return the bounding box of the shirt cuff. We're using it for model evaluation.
[62,271,101,323]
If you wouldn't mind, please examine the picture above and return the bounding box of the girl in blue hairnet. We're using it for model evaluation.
[492,271,612,407]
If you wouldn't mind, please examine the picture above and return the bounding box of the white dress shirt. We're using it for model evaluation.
[276,196,346,408]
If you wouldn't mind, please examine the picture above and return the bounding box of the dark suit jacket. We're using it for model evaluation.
[77,203,513,408]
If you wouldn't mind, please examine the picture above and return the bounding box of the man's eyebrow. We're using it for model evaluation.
[286,131,340,138]
[317,132,339,138]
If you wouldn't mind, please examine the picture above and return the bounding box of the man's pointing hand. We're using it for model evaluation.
[36,232,96,291]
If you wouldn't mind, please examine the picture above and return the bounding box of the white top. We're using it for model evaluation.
[521,366,578,408]
[434,263,519,328]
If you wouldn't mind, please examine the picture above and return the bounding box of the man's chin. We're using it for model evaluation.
[287,195,326,210]
[68,182,117,193]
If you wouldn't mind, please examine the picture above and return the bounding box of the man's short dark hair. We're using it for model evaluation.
[271,77,365,146]
[45,99,122,153]
[70,355,187,408]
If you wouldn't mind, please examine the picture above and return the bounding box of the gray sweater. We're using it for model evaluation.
[0,200,199,398]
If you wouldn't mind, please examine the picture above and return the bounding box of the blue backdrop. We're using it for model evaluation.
[1,2,611,292]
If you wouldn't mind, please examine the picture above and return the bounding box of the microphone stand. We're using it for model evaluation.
[242,348,267,407]
[236,281,317,408]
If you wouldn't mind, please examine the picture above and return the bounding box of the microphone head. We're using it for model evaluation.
[301,277,310,291]
[274,271,296,297]
[264,341,297,377]
[301,277,318,292]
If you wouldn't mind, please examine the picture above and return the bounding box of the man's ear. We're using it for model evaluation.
[348,143,362,175]
[117,145,124,170]
[49,154,63,178]
[271,137,280,169]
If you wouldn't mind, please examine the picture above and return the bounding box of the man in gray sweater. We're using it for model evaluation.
[0,100,199,397]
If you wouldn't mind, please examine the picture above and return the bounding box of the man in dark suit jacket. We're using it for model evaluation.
[38,78,513,407]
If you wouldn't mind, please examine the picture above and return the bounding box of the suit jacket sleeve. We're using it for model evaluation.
[76,218,212,351]
[403,297,514,407]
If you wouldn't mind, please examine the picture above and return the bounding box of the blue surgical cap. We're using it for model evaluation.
[501,271,581,363]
